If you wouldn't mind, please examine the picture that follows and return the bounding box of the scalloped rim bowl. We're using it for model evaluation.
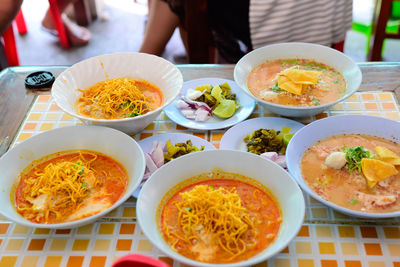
[51,52,183,135]
[137,150,305,267]
[286,115,400,218]
[234,42,362,117]
[0,125,146,228]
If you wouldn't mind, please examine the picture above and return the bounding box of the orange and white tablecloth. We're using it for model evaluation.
[1,92,399,267]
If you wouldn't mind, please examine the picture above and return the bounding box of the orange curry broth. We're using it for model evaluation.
[160,177,282,264]
[136,80,163,109]
[301,134,400,213]
[14,151,128,224]
[247,59,346,107]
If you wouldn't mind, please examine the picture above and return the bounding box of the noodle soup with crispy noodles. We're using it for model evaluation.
[159,169,282,264]
[75,77,163,119]
[14,150,128,224]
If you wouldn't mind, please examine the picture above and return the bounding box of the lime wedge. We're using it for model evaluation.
[213,99,236,118]
[283,133,294,146]
[211,85,223,103]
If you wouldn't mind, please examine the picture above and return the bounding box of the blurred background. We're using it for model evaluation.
[12,0,400,66]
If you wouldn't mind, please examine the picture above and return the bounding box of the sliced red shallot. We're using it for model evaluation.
[176,96,213,121]
[260,152,287,169]
[195,108,210,121]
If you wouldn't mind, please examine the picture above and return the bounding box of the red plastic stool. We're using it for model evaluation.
[1,10,28,66]
[48,0,70,49]
[332,40,345,53]
[2,25,19,66]
[15,10,28,35]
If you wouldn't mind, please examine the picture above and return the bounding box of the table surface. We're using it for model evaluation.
[0,64,400,267]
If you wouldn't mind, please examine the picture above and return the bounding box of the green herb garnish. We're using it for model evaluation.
[311,98,320,106]
[73,162,83,170]
[209,185,215,190]
[350,199,358,205]
[120,101,131,109]
[333,79,339,84]
[185,207,191,211]
[130,112,140,117]
[81,182,87,188]
[341,146,374,173]
[270,84,280,92]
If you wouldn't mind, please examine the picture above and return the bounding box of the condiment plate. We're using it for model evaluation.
[220,117,305,152]
[132,133,216,197]
[163,78,256,130]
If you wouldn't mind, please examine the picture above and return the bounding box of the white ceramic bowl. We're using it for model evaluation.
[286,115,400,218]
[52,52,183,135]
[0,125,145,228]
[234,42,362,117]
[137,150,305,267]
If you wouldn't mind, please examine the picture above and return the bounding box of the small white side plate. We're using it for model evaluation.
[220,117,305,152]
[164,78,256,130]
[132,133,216,197]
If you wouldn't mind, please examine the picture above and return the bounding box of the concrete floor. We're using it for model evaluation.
[15,0,400,66]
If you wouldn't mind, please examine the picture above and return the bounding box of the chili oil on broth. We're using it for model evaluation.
[301,134,400,213]
[247,59,346,107]
[158,169,282,264]
[75,77,163,120]
[13,150,128,224]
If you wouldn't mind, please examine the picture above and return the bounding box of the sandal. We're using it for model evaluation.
[41,14,91,47]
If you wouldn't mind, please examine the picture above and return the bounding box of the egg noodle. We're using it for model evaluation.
[17,152,102,224]
[163,185,257,260]
[76,77,152,119]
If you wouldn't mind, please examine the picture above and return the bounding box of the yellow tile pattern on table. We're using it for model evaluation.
[12,225,29,234]
[316,226,333,239]
[6,239,24,251]
[296,242,313,254]
[340,242,359,255]
[77,224,93,235]
[44,256,62,267]
[21,256,39,267]
[1,93,399,267]
[72,239,89,251]
[50,239,68,251]
[93,239,110,251]
[98,224,115,235]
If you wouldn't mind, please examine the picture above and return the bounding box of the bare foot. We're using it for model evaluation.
[42,14,91,47]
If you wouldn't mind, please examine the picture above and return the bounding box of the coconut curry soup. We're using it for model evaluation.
[14,150,128,224]
[301,134,400,213]
[159,169,282,264]
[247,59,346,107]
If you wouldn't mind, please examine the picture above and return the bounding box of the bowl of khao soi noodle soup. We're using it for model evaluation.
[301,135,400,214]
[14,150,128,224]
[51,52,183,134]
[137,149,305,266]
[286,115,400,218]
[75,77,163,120]
[159,170,281,264]
[233,42,362,117]
[247,58,345,107]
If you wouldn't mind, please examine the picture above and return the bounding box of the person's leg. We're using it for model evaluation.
[139,0,180,56]
[0,0,23,36]
[42,0,91,46]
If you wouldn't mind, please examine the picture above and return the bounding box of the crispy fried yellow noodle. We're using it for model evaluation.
[167,185,256,260]
[16,153,102,223]
[76,77,154,119]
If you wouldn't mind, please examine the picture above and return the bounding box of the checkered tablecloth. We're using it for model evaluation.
[1,92,399,267]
